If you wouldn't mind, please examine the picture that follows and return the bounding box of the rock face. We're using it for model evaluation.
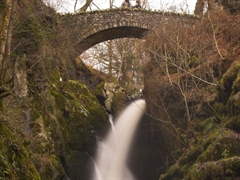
[14,55,28,98]
[49,80,109,179]
[0,0,110,180]
[103,82,120,112]
[103,81,128,114]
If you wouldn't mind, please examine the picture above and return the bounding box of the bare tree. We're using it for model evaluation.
[81,38,147,90]
[43,0,69,12]
[74,0,79,12]
[143,14,219,147]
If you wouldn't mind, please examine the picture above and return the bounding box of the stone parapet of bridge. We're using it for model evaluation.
[59,8,198,55]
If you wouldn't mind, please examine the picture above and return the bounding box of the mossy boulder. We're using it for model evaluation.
[91,80,129,116]
[219,61,240,116]
[226,76,240,115]
[91,81,105,97]
[185,156,240,180]
[160,121,240,180]
[49,80,109,179]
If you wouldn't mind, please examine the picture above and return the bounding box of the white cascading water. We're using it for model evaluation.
[93,99,146,180]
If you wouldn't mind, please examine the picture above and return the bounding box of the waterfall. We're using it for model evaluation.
[93,99,146,180]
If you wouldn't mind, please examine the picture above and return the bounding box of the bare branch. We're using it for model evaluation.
[207,11,224,60]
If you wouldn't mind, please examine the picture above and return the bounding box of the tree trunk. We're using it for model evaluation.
[79,0,93,12]
[0,0,15,110]
[108,41,113,76]
[0,0,12,81]
[194,0,205,16]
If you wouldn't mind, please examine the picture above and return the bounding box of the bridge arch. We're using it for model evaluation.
[60,9,197,55]
[75,26,148,55]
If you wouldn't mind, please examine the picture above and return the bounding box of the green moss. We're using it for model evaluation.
[46,67,61,84]
[50,155,65,176]
[180,164,190,173]
[178,146,202,166]
[196,132,232,162]
[225,116,240,133]
[163,121,240,180]
[160,165,182,180]
[91,81,105,96]
[226,74,240,115]
[199,116,218,133]
[39,154,65,180]
[220,62,240,101]
[189,56,200,68]
[233,74,240,91]
[185,156,240,180]
[196,130,237,162]
[31,110,41,122]
[48,80,108,155]
[50,90,66,111]
[14,7,56,55]
[0,122,40,180]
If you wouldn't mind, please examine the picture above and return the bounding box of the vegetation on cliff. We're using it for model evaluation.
[0,121,40,180]
[0,0,110,179]
[142,9,240,180]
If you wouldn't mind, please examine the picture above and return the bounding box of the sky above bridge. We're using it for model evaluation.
[45,0,197,14]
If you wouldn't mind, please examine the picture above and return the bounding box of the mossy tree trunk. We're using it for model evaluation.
[0,0,16,110]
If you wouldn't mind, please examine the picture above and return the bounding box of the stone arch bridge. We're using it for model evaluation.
[59,8,198,55]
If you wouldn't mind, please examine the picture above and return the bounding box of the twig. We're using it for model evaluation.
[207,11,224,60]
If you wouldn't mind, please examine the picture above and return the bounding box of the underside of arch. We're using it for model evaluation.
[75,26,149,55]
